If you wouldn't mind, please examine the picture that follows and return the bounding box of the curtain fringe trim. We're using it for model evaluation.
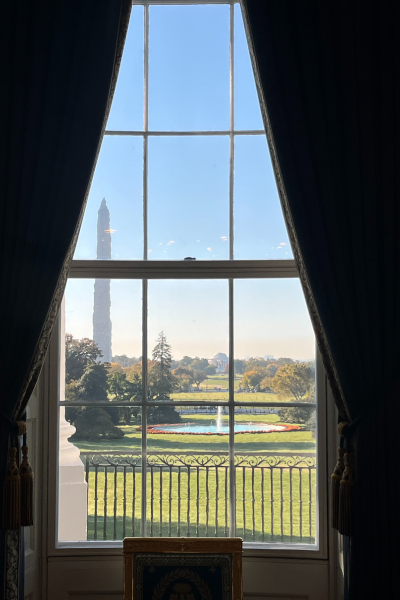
[2,447,21,530]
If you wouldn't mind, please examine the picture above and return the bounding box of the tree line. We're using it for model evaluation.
[65,332,316,440]
[65,331,181,441]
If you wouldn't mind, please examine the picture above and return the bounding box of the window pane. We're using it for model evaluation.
[234,279,315,402]
[147,406,229,537]
[234,408,317,543]
[148,280,228,402]
[148,137,229,259]
[59,279,142,542]
[74,136,143,260]
[234,4,264,131]
[106,6,144,131]
[234,136,293,259]
[149,5,229,130]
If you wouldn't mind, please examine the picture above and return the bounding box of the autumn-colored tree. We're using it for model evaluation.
[268,363,316,424]
[240,368,265,389]
[108,362,124,374]
[124,362,142,382]
[269,363,314,402]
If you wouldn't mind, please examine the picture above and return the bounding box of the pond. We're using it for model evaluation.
[147,422,299,435]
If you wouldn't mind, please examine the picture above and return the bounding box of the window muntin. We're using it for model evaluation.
[72,1,291,262]
[60,2,319,550]
[59,274,317,546]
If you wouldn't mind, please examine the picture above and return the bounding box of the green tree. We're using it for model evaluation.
[65,334,103,383]
[172,367,194,392]
[269,363,316,424]
[190,358,210,372]
[112,354,138,368]
[71,408,124,440]
[147,332,180,424]
[77,363,109,402]
[204,364,217,376]
[234,360,246,375]
[270,363,314,402]
[244,357,267,372]
[149,331,177,400]
[108,371,137,401]
[192,370,207,390]
[179,355,193,367]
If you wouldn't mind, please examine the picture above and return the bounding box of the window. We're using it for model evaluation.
[57,1,322,551]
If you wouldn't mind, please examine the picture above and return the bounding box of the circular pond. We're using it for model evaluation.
[147,422,300,435]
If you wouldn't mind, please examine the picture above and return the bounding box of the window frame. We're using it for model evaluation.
[42,0,329,562]
[44,260,328,559]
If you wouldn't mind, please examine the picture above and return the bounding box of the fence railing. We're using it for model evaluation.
[82,452,317,544]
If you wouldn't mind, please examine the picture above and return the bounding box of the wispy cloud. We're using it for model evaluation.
[207,247,212,252]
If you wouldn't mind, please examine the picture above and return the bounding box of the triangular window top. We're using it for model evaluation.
[74,2,292,261]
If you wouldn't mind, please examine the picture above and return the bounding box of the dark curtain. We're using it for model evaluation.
[0,0,131,596]
[242,1,400,598]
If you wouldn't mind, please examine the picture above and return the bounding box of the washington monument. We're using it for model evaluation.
[93,198,112,362]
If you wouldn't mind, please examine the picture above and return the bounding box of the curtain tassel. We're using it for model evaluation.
[2,447,21,530]
[331,446,344,530]
[338,452,354,536]
[19,443,34,526]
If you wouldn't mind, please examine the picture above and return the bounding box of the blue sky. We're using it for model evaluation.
[66,4,314,361]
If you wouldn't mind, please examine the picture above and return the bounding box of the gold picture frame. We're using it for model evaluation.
[123,537,243,600]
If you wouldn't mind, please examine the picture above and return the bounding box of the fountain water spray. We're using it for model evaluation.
[216,406,223,432]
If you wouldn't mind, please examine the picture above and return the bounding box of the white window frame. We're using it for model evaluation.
[41,0,330,563]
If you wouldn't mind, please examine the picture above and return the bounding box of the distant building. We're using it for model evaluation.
[208,352,229,373]
[264,355,274,360]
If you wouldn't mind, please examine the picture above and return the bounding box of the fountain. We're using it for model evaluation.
[216,406,223,432]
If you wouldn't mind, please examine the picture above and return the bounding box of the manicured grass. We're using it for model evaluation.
[171,391,281,402]
[74,413,316,454]
[86,462,316,543]
[76,410,316,543]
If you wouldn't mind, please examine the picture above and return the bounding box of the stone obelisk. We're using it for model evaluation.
[93,198,112,362]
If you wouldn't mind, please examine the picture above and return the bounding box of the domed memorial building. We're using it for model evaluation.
[208,352,229,373]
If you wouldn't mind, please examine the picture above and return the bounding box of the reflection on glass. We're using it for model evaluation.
[148,137,229,259]
[234,279,315,401]
[234,4,264,131]
[147,406,229,538]
[149,5,229,130]
[74,136,143,260]
[234,136,292,259]
[59,280,142,542]
[106,5,144,131]
[234,408,317,543]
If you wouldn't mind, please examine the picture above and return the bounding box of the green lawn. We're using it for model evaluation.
[73,409,316,543]
[86,462,316,543]
[74,413,316,454]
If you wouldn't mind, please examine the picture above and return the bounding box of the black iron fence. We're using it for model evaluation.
[82,452,317,544]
